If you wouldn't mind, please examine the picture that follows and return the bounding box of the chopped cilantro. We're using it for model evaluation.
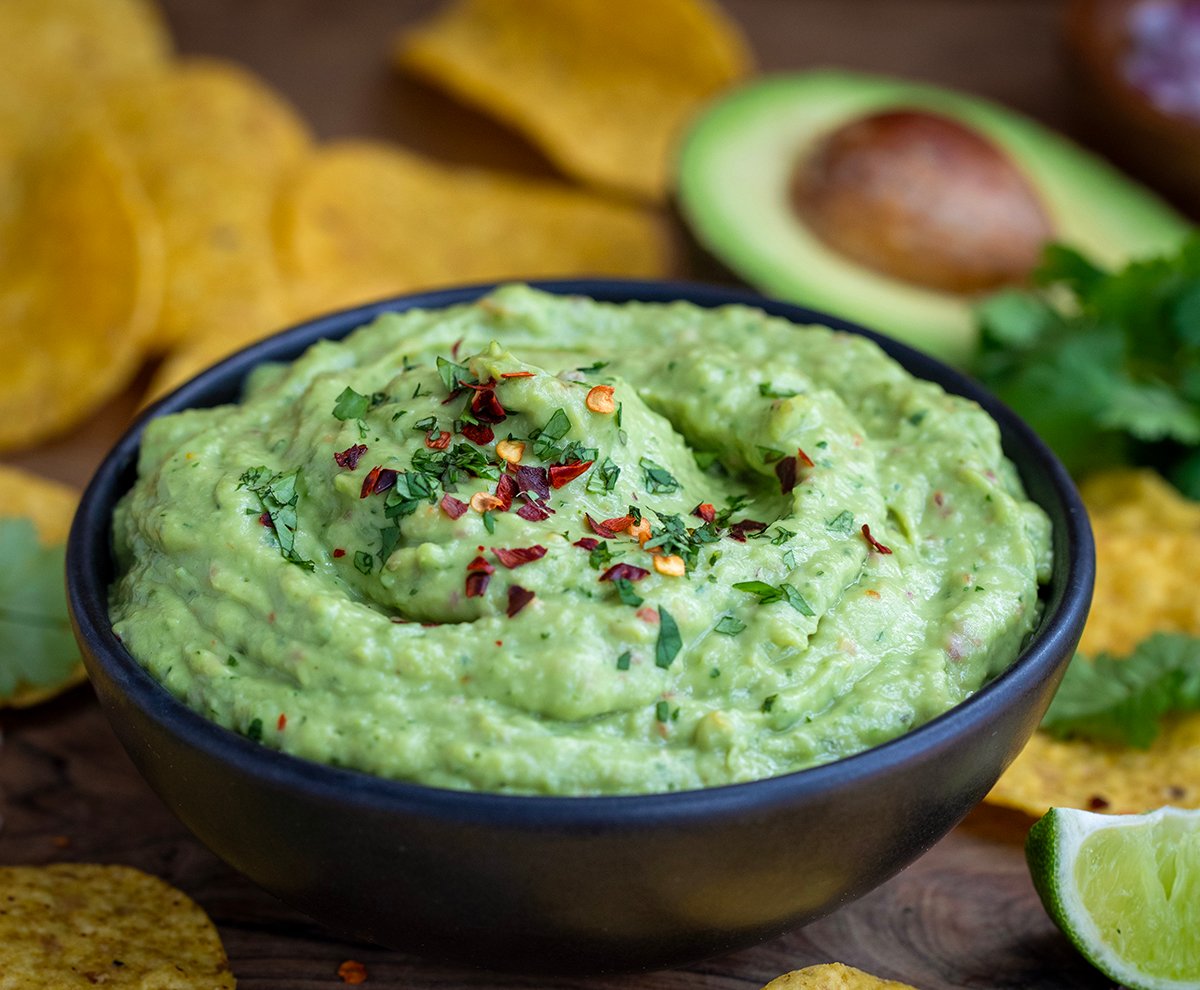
[616,650,632,671]
[759,383,800,398]
[655,700,670,722]
[332,386,370,421]
[354,550,374,575]
[770,527,795,546]
[714,615,746,636]
[826,509,855,534]
[761,694,778,713]
[655,606,682,668]
[585,456,621,494]
[613,577,643,607]
[436,355,472,392]
[733,580,814,615]
[532,408,572,460]
[238,466,315,570]
[640,457,680,494]
[413,415,438,432]
[757,445,785,464]
[588,541,619,570]
[482,510,496,534]
[577,360,609,374]
[246,717,264,742]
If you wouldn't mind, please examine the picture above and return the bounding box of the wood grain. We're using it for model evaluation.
[0,3,1121,986]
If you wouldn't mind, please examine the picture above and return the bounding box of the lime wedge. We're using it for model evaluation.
[1026,806,1200,989]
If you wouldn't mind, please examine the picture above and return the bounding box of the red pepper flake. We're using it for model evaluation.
[797,448,815,468]
[333,548,346,558]
[425,430,452,450]
[470,385,507,424]
[516,498,553,522]
[636,606,659,623]
[512,465,550,499]
[507,585,535,617]
[599,562,651,583]
[727,518,767,542]
[548,460,593,489]
[492,545,548,568]
[692,502,716,523]
[333,443,367,470]
[337,960,368,985]
[586,513,633,539]
[461,422,494,445]
[1088,795,1110,811]
[360,466,398,498]
[500,370,535,379]
[277,713,287,731]
[258,511,273,528]
[775,456,798,494]
[465,555,494,598]
[493,472,517,511]
[440,494,468,519]
[450,337,464,360]
[573,537,601,551]
[861,524,892,554]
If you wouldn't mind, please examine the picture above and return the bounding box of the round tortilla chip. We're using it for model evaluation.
[104,57,313,353]
[763,964,924,990]
[0,465,86,708]
[275,140,670,321]
[0,863,236,988]
[0,0,170,138]
[395,0,752,201]
[0,125,164,453]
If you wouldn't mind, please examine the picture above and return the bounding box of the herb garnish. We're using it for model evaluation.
[239,467,314,570]
[714,615,746,636]
[655,606,682,667]
[733,580,815,616]
[639,457,680,494]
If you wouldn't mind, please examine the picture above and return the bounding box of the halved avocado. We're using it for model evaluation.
[675,70,1191,366]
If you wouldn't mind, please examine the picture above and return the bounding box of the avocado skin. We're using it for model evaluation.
[674,70,1191,367]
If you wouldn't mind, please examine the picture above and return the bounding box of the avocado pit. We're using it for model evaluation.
[791,110,1053,294]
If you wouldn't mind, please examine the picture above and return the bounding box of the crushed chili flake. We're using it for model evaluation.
[470,385,507,424]
[360,466,398,498]
[492,545,547,568]
[600,562,651,583]
[493,472,517,510]
[465,571,491,597]
[461,422,494,445]
[337,960,368,985]
[258,511,273,528]
[512,465,550,499]
[586,513,633,539]
[333,548,346,558]
[277,713,287,731]
[653,554,686,577]
[1088,795,1110,811]
[636,606,659,623]
[775,455,799,494]
[425,430,452,450]
[862,524,892,554]
[470,491,504,513]
[727,518,767,542]
[507,585,535,617]
[333,443,367,470]
[516,497,554,521]
[548,460,593,489]
[797,448,815,468]
[500,370,535,379]
[496,438,525,464]
[450,337,464,360]
[628,517,651,544]
[692,502,716,523]
[585,384,616,414]
[573,537,601,551]
[467,555,495,573]
[440,494,469,519]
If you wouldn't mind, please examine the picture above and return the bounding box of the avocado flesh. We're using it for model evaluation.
[675,70,1192,366]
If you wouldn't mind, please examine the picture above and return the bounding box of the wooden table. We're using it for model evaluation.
[0,3,1119,986]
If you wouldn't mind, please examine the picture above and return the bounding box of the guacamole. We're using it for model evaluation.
[109,285,1052,795]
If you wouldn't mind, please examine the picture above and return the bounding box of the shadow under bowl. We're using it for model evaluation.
[67,279,1094,974]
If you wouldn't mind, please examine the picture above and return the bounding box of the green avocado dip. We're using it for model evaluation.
[109,285,1052,795]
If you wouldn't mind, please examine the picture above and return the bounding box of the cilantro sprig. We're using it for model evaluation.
[239,467,315,570]
[975,237,1200,493]
[1040,633,1200,748]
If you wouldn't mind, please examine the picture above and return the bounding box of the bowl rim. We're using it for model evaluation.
[68,277,1094,823]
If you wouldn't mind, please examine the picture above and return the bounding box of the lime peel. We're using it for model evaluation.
[1027,805,1200,990]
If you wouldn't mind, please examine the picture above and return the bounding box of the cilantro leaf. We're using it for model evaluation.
[1040,632,1200,748]
[974,235,1200,489]
[655,606,682,668]
[0,518,81,702]
[239,467,315,570]
[639,457,680,494]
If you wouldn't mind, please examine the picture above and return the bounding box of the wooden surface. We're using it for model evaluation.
[0,2,1123,986]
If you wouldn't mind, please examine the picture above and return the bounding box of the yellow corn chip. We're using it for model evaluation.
[0,465,86,708]
[104,57,313,354]
[0,0,170,140]
[0,864,236,988]
[763,963,924,990]
[395,0,752,201]
[0,125,163,453]
[989,469,1200,816]
[274,140,671,321]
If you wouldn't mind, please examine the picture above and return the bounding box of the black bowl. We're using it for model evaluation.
[68,279,1093,974]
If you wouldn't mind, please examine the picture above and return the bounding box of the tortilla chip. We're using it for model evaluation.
[395,0,752,201]
[988,469,1200,816]
[0,125,164,453]
[0,863,236,988]
[275,140,670,321]
[0,0,170,140]
[104,57,313,354]
[763,963,923,990]
[0,465,86,708]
